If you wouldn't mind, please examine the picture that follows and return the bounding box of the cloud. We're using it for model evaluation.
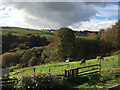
[0,6,29,28]
[0,2,112,29]
[72,19,117,31]
[0,0,119,2]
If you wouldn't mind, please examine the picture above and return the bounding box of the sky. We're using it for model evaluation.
[0,0,119,31]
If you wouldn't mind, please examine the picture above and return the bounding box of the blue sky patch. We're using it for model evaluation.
[4,13,9,15]
[0,8,5,11]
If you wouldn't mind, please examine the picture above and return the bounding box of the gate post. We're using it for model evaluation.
[98,62,101,71]
[72,69,74,78]
[76,68,78,77]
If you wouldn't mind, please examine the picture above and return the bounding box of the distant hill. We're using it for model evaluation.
[1,26,55,37]
[1,26,98,37]
[74,30,98,36]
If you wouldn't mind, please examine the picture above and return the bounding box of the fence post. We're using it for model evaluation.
[77,68,78,76]
[98,62,101,71]
[74,68,78,77]
[68,70,70,78]
[72,69,74,78]
[49,68,50,72]
[34,68,35,73]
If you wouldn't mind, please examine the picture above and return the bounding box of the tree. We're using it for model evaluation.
[101,20,120,51]
[55,27,75,61]
[75,37,100,60]
[98,29,105,40]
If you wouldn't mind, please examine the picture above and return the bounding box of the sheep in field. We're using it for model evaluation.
[80,59,86,65]
[65,60,69,62]
[96,56,104,61]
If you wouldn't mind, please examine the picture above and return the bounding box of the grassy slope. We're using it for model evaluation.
[1,27,99,37]
[9,54,120,88]
[2,27,55,37]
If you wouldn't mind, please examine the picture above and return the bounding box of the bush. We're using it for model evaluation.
[2,50,25,68]
[2,53,13,68]
[42,44,59,62]
[20,47,44,67]
[28,56,38,67]
[16,73,59,89]
[12,50,26,65]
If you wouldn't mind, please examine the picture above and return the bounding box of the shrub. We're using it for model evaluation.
[2,50,25,68]
[2,53,13,68]
[16,73,59,89]
[43,44,59,62]
[12,50,26,65]
[20,47,44,67]
[28,56,38,67]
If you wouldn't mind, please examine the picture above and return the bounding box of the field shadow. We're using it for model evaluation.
[59,72,102,88]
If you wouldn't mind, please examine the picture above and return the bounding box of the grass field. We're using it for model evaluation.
[9,54,120,88]
[2,27,55,37]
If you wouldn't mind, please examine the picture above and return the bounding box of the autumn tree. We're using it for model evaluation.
[101,20,120,51]
[55,27,75,61]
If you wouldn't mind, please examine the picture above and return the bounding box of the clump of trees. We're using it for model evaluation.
[75,37,100,60]
[2,33,49,53]
[101,20,120,51]
[20,47,44,67]
[2,47,44,68]
[2,50,25,68]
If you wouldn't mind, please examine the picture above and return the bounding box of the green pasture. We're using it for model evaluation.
[2,28,55,37]
[7,54,120,88]
[9,54,119,78]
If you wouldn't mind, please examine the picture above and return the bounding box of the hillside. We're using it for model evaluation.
[1,26,55,37]
[1,26,98,37]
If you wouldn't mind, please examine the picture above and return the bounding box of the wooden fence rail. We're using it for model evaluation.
[10,67,36,76]
[0,77,18,88]
[64,63,101,78]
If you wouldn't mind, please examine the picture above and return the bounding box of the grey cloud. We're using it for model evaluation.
[84,2,111,7]
[2,2,110,28]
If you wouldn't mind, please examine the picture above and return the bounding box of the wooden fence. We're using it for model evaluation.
[0,77,18,88]
[10,67,36,76]
[64,63,101,78]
